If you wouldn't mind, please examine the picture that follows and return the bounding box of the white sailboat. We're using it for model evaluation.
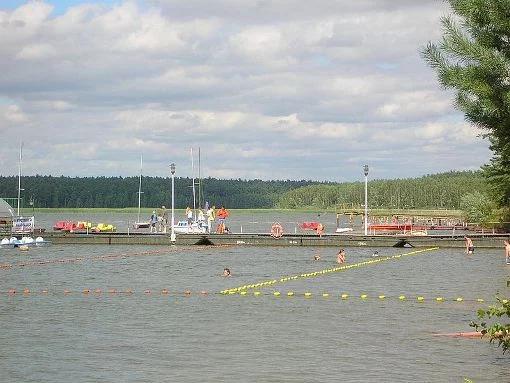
[173,148,207,234]
[133,155,150,229]
[12,142,36,234]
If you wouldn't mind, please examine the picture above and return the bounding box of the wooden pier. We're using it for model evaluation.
[40,231,509,248]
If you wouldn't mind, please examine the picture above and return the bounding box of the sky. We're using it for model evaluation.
[0,0,492,181]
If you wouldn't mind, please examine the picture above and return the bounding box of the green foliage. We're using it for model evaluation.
[0,175,319,209]
[0,171,489,209]
[422,0,510,209]
[459,191,497,224]
[278,171,487,209]
[471,297,510,354]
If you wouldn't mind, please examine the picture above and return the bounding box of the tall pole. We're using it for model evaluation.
[17,142,23,216]
[170,163,176,243]
[364,164,369,235]
[198,146,202,209]
[191,148,196,221]
[137,154,143,223]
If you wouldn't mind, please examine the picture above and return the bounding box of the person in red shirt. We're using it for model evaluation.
[216,206,230,234]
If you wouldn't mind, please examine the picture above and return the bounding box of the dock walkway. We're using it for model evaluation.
[41,232,509,248]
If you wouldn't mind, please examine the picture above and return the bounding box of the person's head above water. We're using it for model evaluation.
[223,268,231,276]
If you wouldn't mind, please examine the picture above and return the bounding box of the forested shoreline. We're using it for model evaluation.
[0,170,486,210]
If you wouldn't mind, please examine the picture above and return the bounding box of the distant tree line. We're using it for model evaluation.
[277,171,488,209]
[0,175,321,209]
[0,171,488,210]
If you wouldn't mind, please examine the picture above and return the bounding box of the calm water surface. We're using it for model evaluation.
[1,237,509,382]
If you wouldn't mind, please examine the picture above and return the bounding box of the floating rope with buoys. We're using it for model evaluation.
[220,247,440,295]
[0,287,497,306]
[0,245,234,270]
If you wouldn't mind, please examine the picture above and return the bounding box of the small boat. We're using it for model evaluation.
[55,221,92,232]
[368,224,414,231]
[1,236,51,248]
[53,221,71,230]
[173,220,207,234]
[133,155,151,229]
[91,223,116,232]
[172,148,208,235]
[299,222,321,230]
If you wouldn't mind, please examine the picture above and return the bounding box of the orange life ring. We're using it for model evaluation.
[271,223,283,238]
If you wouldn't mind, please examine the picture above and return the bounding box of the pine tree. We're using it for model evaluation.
[422,0,510,209]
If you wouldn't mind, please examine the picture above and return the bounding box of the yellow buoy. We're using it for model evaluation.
[287,292,294,297]
[476,298,484,303]
[341,293,349,299]
[273,291,281,296]
[399,295,406,300]
[417,296,425,302]
[322,293,329,298]
[240,291,247,296]
[456,297,463,302]
[304,292,312,297]
[254,291,261,296]
[378,295,385,299]
[360,294,368,299]
[436,297,444,302]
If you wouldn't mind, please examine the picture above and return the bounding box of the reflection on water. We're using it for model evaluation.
[1,243,509,382]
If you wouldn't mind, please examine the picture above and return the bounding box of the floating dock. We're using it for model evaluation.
[38,231,509,248]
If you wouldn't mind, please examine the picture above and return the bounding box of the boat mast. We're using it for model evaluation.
[198,147,202,209]
[17,142,23,216]
[191,148,197,220]
[137,154,143,222]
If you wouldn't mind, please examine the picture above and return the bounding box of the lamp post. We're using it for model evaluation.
[170,163,176,243]
[364,164,369,236]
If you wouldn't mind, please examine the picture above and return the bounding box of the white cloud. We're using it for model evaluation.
[0,0,491,181]
[1,104,29,124]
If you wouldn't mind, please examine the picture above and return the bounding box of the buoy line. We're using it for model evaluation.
[221,247,440,295]
[0,287,497,305]
[0,245,232,270]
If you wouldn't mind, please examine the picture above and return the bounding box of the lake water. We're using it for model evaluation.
[1,236,509,382]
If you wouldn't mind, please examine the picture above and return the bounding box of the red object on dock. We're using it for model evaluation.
[53,221,71,230]
[300,222,320,230]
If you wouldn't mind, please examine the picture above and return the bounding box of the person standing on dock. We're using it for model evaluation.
[464,236,474,255]
[150,211,158,233]
[206,205,215,233]
[186,206,193,225]
[197,209,205,228]
[160,206,168,233]
[316,223,324,237]
[216,206,230,234]
[505,239,510,264]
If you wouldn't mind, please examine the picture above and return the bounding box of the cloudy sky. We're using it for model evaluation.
[0,0,491,181]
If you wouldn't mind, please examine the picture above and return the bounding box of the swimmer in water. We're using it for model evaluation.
[314,254,321,261]
[336,249,345,264]
[223,268,231,277]
[372,250,379,257]
[464,236,474,255]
